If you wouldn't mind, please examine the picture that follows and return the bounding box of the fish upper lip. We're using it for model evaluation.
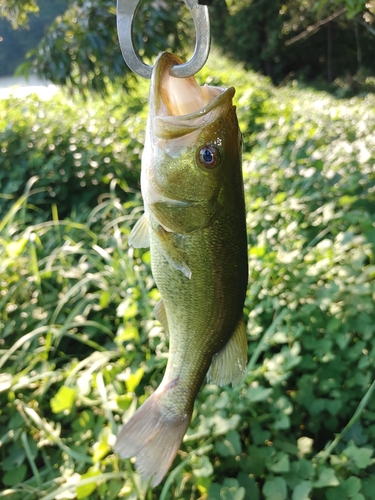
[150,52,235,121]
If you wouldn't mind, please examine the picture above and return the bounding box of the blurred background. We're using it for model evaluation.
[1,0,375,93]
[1,1,375,500]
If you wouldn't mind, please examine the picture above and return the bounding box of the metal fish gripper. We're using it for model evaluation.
[116,0,211,79]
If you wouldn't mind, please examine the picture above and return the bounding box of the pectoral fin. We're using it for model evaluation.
[129,213,150,248]
[155,225,192,279]
[154,299,169,336]
[207,318,248,386]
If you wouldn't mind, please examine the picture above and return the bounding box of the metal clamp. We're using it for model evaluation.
[116,0,211,79]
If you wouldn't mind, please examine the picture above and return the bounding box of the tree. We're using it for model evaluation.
[211,0,375,85]
[17,0,193,94]
[1,0,375,92]
[0,0,68,77]
[0,0,39,28]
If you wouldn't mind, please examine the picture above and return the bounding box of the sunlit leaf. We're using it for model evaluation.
[76,470,101,499]
[124,367,144,393]
[245,386,273,403]
[192,455,214,478]
[314,468,340,488]
[292,481,313,500]
[50,386,77,414]
[342,442,373,469]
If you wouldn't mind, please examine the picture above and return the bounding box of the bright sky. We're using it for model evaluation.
[0,75,58,99]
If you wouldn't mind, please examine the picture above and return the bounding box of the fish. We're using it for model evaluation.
[115,51,248,487]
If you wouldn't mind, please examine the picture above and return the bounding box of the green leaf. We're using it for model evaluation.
[209,481,246,500]
[50,386,77,414]
[92,427,112,462]
[232,487,246,500]
[345,476,362,496]
[343,443,373,469]
[192,455,214,478]
[117,299,138,320]
[99,290,111,309]
[6,237,28,257]
[274,192,287,204]
[216,430,242,457]
[76,470,101,499]
[212,414,241,436]
[117,393,133,411]
[250,423,271,445]
[115,324,140,344]
[339,195,358,206]
[2,445,25,471]
[237,472,260,500]
[72,410,95,432]
[124,367,144,393]
[292,481,312,500]
[268,453,290,473]
[3,464,27,486]
[245,386,273,403]
[314,468,340,488]
[361,476,375,500]
[326,486,348,500]
[263,477,287,500]
[220,479,246,500]
[208,483,222,500]
[106,481,123,500]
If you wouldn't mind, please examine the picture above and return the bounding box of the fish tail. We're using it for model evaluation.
[115,389,191,487]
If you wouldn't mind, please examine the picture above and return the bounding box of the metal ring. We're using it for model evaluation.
[116,0,211,79]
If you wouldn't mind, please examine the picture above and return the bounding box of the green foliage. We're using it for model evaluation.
[0,0,68,77]
[210,0,375,88]
[0,0,39,28]
[21,0,193,94]
[1,56,375,499]
[0,81,148,218]
[4,0,375,92]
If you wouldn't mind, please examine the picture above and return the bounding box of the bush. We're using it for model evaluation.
[0,82,148,220]
[1,58,375,499]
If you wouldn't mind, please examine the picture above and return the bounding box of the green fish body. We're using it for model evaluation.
[115,52,248,487]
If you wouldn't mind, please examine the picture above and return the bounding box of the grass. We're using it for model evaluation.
[0,180,152,498]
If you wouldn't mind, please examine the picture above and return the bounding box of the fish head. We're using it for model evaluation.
[142,52,242,233]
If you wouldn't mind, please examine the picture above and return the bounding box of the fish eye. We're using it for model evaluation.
[197,145,220,170]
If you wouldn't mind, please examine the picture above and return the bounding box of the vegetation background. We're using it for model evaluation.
[1,1,375,499]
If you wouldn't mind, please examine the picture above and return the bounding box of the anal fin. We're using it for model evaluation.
[154,299,169,336]
[207,317,248,386]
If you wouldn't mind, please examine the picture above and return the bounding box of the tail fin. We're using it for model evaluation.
[115,391,191,487]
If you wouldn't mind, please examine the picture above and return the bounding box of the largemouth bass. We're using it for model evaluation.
[115,52,248,487]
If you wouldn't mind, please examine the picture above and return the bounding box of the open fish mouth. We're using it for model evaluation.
[150,52,235,140]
